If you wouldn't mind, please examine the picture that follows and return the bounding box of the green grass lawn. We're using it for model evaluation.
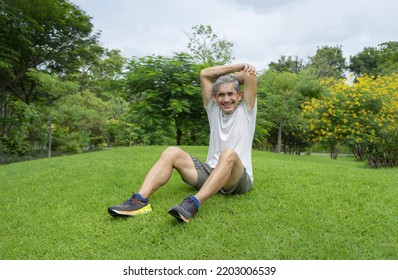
[1,146,397,260]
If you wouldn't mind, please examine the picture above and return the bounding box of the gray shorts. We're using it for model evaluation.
[184,155,253,195]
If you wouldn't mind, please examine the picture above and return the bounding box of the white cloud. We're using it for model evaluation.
[71,0,398,71]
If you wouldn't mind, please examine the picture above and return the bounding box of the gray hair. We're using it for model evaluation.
[212,74,240,95]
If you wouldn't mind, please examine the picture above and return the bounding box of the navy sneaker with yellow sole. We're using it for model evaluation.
[108,193,152,217]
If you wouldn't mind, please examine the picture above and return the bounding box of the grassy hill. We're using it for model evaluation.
[1,146,397,259]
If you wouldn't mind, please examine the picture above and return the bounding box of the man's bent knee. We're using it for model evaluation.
[160,146,184,159]
[160,146,194,171]
[219,148,239,163]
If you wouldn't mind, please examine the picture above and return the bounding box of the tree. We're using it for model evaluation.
[185,24,234,65]
[126,53,207,145]
[348,47,380,78]
[302,74,398,166]
[65,47,129,148]
[50,90,108,154]
[0,0,100,97]
[378,41,398,75]
[258,71,301,153]
[0,0,101,155]
[72,48,127,99]
[256,69,323,153]
[268,55,304,73]
[27,70,79,156]
[349,41,398,78]
[306,45,346,79]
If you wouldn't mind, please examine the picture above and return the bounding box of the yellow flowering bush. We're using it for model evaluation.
[302,74,398,167]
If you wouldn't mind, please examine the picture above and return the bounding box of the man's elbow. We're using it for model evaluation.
[200,68,210,79]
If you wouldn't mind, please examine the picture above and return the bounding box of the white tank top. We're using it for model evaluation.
[205,99,257,183]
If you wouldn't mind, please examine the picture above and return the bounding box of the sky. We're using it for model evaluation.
[70,0,398,71]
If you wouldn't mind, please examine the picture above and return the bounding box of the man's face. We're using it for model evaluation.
[213,83,242,115]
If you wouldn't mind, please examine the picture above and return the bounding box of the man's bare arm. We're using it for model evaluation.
[234,65,257,110]
[200,63,256,108]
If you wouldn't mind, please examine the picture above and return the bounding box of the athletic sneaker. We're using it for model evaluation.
[168,196,199,223]
[108,193,152,217]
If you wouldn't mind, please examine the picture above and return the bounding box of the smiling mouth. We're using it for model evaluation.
[221,103,236,113]
[222,101,233,107]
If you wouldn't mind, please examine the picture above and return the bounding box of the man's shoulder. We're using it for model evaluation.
[206,99,217,111]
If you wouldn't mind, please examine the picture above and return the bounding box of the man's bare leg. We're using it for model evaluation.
[138,147,198,198]
[108,146,197,217]
[194,148,244,204]
[168,148,244,222]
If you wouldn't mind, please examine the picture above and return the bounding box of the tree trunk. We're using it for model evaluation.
[48,115,52,158]
[176,128,182,146]
[330,142,340,159]
[275,119,283,153]
[275,108,285,153]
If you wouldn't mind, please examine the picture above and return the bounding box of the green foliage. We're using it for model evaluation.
[258,71,299,153]
[73,48,127,99]
[349,41,398,77]
[378,41,398,75]
[28,69,80,103]
[0,100,43,155]
[268,55,304,73]
[0,134,30,156]
[256,70,322,153]
[306,45,346,79]
[126,53,208,145]
[1,147,397,259]
[348,47,381,77]
[186,24,234,65]
[0,0,99,92]
[0,0,102,156]
[51,90,108,153]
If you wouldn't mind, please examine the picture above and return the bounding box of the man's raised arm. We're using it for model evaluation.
[200,63,257,108]
[234,65,257,111]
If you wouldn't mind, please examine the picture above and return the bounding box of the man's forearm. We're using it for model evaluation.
[200,63,247,82]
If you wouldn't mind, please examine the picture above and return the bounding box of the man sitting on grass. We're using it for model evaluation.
[108,63,257,223]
